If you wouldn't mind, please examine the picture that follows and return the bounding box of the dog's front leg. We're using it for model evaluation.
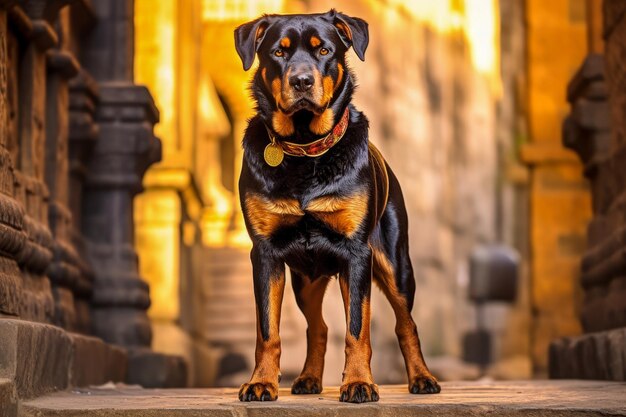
[338,250,380,403]
[239,246,285,402]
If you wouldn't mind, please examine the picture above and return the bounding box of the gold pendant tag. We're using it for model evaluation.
[264,142,284,167]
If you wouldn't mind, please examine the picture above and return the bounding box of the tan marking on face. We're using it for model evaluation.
[310,36,321,48]
[244,193,303,237]
[322,76,334,105]
[274,68,299,112]
[309,108,335,135]
[279,67,326,113]
[280,37,291,48]
[335,63,344,92]
[305,192,368,238]
[272,111,295,136]
[271,77,282,104]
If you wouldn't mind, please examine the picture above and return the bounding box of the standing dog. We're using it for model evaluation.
[234,10,440,403]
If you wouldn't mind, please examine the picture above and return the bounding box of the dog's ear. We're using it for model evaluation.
[234,16,270,71]
[331,10,369,61]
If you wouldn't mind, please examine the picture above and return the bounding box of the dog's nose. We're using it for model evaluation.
[289,73,314,92]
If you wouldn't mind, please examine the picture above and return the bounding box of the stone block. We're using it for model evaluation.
[0,319,71,399]
[549,327,626,381]
[605,327,626,380]
[126,348,188,388]
[0,378,17,417]
[0,256,22,316]
[68,333,128,388]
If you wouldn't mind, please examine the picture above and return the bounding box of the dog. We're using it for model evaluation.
[234,9,440,403]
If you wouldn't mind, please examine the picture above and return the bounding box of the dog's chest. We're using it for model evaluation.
[244,192,368,239]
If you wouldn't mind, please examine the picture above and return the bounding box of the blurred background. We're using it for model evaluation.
[131,0,594,387]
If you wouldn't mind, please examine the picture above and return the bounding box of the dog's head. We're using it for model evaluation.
[235,10,368,138]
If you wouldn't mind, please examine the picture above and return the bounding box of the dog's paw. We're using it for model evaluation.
[409,375,441,394]
[238,382,278,401]
[291,375,322,394]
[339,382,379,403]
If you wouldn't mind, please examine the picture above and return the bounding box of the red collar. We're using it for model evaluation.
[263,107,350,167]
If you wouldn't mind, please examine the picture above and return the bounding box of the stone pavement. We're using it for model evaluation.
[20,380,626,416]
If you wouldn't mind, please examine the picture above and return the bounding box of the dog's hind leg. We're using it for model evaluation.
[372,241,441,394]
[239,247,285,402]
[290,271,331,394]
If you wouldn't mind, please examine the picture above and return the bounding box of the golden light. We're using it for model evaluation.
[464,0,501,92]
[389,0,501,94]
[134,0,177,147]
[203,0,284,21]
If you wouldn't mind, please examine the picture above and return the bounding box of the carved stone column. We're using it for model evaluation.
[550,17,626,379]
[67,70,98,334]
[13,0,72,323]
[0,0,26,318]
[44,9,82,330]
[85,84,160,346]
[80,0,161,347]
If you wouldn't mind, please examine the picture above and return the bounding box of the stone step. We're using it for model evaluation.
[19,381,626,416]
[0,318,187,406]
[0,319,128,399]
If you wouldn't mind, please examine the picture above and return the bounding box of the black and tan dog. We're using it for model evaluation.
[234,9,440,403]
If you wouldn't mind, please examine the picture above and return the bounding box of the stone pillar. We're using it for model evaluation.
[67,70,98,334]
[80,0,161,347]
[13,0,72,323]
[550,0,626,381]
[85,84,160,346]
[0,0,26,319]
[44,9,82,330]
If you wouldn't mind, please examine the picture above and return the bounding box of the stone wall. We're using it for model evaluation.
[0,0,186,398]
[549,0,626,381]
[0,0,91,331]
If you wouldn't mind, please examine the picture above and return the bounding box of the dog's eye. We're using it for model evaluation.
[274,49,284,57]
[319,48,329,56]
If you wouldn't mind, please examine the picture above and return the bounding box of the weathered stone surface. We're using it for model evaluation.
[0,378,17,417]
[19,381,626,417]
[68,333,128,388]
[0,319,133,400]
[551,2,626,381]
[126,348,188,389]
[0,319,71,399]
[550,327,626,381]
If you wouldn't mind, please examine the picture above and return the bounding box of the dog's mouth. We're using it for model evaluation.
[278,98,327,116]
